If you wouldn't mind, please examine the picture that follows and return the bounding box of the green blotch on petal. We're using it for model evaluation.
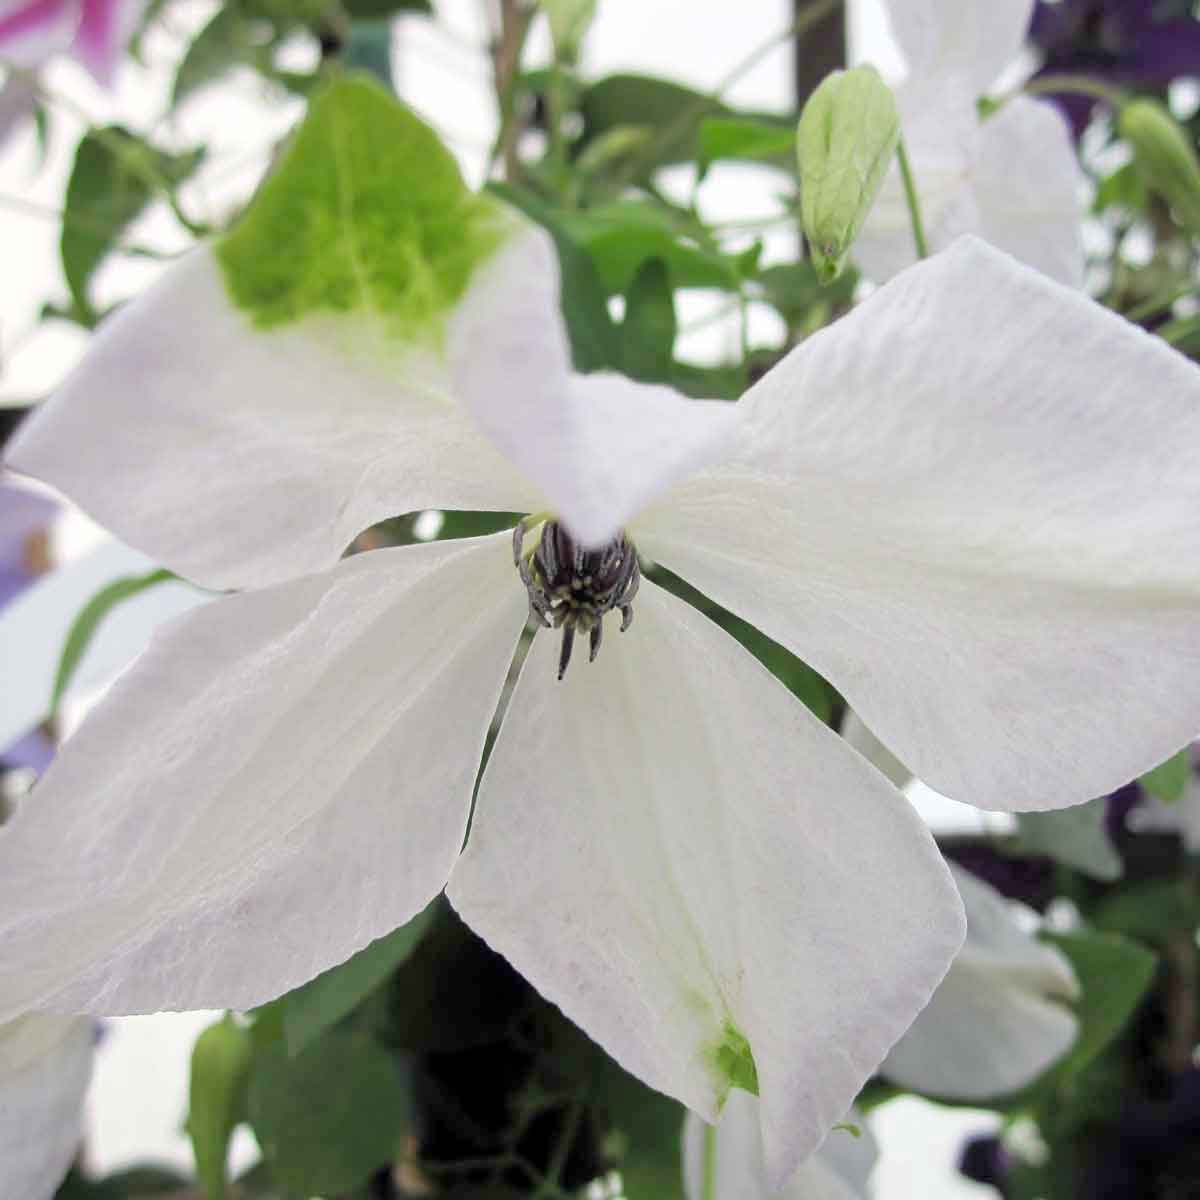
[216,75,508,340]
[709,1021,759,1098]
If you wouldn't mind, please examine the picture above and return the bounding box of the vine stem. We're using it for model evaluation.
[703,1121,718,1200]
[895,136,929,260]
[1022,72,1126,108]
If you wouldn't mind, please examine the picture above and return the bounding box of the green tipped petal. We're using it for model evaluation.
[710,1021,759,1099]
[217,75,508,339]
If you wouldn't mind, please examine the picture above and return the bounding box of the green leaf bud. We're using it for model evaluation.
[188,1014,252,1200]
[796,65,900,284]
[1119,98,1200,235]
[540,0,597,61]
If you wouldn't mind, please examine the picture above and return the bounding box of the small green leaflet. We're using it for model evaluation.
[282,902,436,1056]
[50,568,176,717]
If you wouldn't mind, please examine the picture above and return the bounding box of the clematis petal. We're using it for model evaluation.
[0,0,78,70]
[0,533,526,1020]
[971,97,1084,289]
[6,239,544,592]
[447,365,741,550]
[449,581,964,1188]
[638,237,1200,812]
[683,1093,876,1200]
[0,1013,93,1200]
[883,0,1034,96]
[6,78,550,591]
[883,867,1078,1099]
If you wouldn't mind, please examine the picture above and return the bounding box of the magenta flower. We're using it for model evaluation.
[0,0,144,86]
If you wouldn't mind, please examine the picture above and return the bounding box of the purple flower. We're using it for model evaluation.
[959,1134,1012,1190]
[1030,1,1200,136]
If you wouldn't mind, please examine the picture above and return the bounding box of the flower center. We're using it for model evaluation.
[513,518,641,680]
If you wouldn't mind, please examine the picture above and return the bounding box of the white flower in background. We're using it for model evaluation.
[0,1014,93,1200]
[854,0,1084,286]
[883,866,1079,1099]
[683,1092,877,1200]
[5,78,1200,1187]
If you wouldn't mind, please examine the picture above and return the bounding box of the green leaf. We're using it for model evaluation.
[1093,877,1200,943]
[539,0,596,59]
[1140,748,1190,803]
[172,6,260,110]
[591,1058,686,1200]
[1014,798,1123,881]
[1041,929,1157,1081]
[247,1030,408,1195]
[61,129,203,317]
[579,74,726,171]
[559,202,740,293]
[756,260,856,321]
[670,360,746,400]
[188,1015,253,1200]
[487,182,620,371]
[621,258,676,382]
[217,75,506,338]
[697,115,795,175]
[1093,160,1147,215]
[283,902,436,1055]
[50,568,176,717]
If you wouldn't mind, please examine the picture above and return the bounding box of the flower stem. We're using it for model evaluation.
[703,1121,718,1200]
[1023,73,1126,108]
[895,136,929,260]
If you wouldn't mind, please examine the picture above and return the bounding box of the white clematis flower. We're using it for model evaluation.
[5,78,1200,1186]
[0,1014,93,1200]
[883,866,1078,1100]
[855,0,1084,286]
[683,1092,876,1200]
